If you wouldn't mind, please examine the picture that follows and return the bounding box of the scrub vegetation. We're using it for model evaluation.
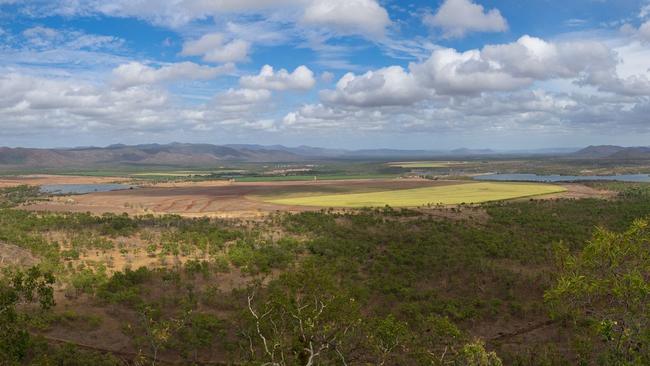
[0,182,649,365]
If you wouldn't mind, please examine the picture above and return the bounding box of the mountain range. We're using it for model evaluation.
[570,145,650,159]
[0,143,646,169]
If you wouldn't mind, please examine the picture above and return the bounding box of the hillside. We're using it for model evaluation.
[0,143,505,169]
[571,145,650,159]
[0,143,304,169]
[3,143,647,170]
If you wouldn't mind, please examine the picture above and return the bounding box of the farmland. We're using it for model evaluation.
[387,161,468,168]
[17,177,591,217]
[262,182,567,207]
[0,156,646,366]
[0,179,649,365]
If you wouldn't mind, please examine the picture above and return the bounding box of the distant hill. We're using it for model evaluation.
[449,148,496,156]
[0,143,513,169]
[0,144,303,169]
[2,143,644,170]
[572,145,650,159]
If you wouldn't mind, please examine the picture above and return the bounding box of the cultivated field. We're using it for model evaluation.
[387,161,467,168]
[12,176,603,218]
[0,174,129,188]
[23,178,454,217]
[261,182,567,207]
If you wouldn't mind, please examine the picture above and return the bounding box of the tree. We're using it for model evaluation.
[129,304,189,366]
[241,262,363,365]
[367,315,409,366]
[545,218,650,365]
[0,266,55,363]
[455,341,503,366]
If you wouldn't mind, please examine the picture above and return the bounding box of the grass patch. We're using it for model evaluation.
[262,182,566,207]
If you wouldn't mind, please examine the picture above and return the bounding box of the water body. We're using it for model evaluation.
[475,173,650,183]
[40,184,133,195]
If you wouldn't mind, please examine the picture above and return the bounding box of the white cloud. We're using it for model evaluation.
[321,66,425,106]
[181,33,251,63]
[18,26,124,52]
[281,89,650,136]
[411,47,530,95]
[621,20,650,43]
[111,61,234,89]
[640,21,650,41]
[203,39,250,63]
[320,71,335,83]
[0,70,280,137]
[23,26,60,40]
[481,35,615,80]
[640,3,650,18]
[0,72,173,133]
[302,0,391,38]
[240,65,316,91]
[318,35,647,107]
[181,33,225,56]
[23,0,390,38]
[214,88,272,106]
[424,0,508,38]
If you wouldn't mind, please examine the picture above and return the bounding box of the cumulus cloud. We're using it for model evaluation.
[640,3,650,19]
[111,61,234,89]
[213,88,272,106]
[410,47,530,95]
[280,31,650,135]
[481,35,617,80]
[319,35,644,106]
[281,89,650,136]
[621,20,650,43]
[321,66,425,106]
[424,0,508,38]
[302,0,391,38]
[640,21,650,41]
[0,72,172,133]
[240,65,316,91]
[181,33,251,63]
[0,71,279,137]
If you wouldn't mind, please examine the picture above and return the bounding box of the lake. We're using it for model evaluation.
[474,173,650,183]
[40,184,133,195]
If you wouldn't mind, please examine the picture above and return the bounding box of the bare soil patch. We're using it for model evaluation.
[0,242,39,267]
[0,174,130,188]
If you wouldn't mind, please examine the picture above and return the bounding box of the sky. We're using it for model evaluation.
[1,0,649,150]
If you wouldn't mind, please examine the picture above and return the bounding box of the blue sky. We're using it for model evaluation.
[1,0,649,149]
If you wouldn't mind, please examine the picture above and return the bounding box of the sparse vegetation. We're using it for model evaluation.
[0,178,649,364]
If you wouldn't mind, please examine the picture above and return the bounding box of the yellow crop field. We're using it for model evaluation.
[264,182,566,207]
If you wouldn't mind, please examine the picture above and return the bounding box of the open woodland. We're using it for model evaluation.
[0,158,649,365]
[4,0,650,363]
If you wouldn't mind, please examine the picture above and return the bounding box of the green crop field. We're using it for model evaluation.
[263,182,566,207]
